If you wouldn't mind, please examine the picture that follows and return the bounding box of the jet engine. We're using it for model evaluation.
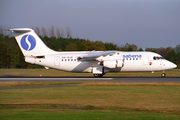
[101,60,123,68]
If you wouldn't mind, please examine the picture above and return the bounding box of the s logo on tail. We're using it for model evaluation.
[20,35,36,51]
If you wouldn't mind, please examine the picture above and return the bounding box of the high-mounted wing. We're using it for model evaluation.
[78,51,116,61]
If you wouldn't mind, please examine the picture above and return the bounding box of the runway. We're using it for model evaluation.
[0,77,180,82]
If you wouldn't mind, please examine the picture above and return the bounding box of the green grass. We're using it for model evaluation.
[1,85,180,119]
[0,69,180,119]
[0,110,180,120]
[0,69,180,77]
[2,86,180,112]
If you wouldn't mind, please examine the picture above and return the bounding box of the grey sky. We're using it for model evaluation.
[1,0,180,49]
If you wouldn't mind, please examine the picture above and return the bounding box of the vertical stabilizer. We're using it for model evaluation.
[9,28,56,57]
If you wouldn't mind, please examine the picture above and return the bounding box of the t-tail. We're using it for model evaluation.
[9,28,56,56]
[9,28,57,64]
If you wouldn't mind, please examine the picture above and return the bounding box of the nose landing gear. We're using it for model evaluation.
[161,72,166,77]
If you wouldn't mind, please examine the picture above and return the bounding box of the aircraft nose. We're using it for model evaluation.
[172,63,177,68]
[165,61,177,69]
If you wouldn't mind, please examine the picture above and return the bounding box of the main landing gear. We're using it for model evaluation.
[93,73,105,77]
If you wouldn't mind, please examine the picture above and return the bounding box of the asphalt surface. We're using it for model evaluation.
[0,77,180,82]
[0,77,180,90]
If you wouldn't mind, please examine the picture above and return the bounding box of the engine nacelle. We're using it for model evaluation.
[116,60,123,67]
[103,60,116,68]
[102,60,123,68]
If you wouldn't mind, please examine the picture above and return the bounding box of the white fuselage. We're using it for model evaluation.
[26,51,176,73]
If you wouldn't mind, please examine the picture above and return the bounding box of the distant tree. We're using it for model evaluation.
[127,46,133,51]
[76,39,86,51]
[41,27,48,37]
[0,41,8,68]
[165,50,180,67]
[94,41,106,51]
[155,47,173,58]
[60,28,65,38]
[10,46,21,68]
[65,43,78,51]
[118,43,137,51]
[56,28,61,38]
[125,43,130,50]
[175,44,180,53]
[33,27,40,35]
[0,26,5,36]
[5,48,11,68]
[48,26,56,37]
[145,48,156,53]
[66,27,72,38]
[131,44,138,51]
[105,42,117,50]
[138,48,143,51]
[83,40,94,51]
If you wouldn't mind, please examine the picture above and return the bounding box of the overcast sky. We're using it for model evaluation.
[1,0,180,49]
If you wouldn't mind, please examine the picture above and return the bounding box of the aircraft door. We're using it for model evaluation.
[54,56,60,66]
[143,55,149,65]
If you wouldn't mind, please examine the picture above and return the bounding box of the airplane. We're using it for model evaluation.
[9,28,177,77]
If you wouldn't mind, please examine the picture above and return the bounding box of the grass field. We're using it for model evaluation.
[1,84,180,120]
[0,69,180,120]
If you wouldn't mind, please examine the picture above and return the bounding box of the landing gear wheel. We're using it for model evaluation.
[161,73,166,77]
[93,74,103,77]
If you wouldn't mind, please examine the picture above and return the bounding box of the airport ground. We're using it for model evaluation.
[0,69,180,120]
[0,69,180,77]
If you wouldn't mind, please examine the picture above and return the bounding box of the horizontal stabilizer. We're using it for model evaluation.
[9,28,32,33]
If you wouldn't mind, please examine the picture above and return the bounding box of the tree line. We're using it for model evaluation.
[0,27,180,68]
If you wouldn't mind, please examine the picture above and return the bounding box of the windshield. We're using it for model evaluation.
[153,56,164,60]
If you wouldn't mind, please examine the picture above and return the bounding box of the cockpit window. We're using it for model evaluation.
[153,56,164,60]
[160,57,164,59]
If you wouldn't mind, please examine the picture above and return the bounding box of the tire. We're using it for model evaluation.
[93,74,103,77]
[161,73,166,77]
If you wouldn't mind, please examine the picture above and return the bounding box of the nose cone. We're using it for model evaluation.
[165,61,177,70]
[172,63,177,69]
